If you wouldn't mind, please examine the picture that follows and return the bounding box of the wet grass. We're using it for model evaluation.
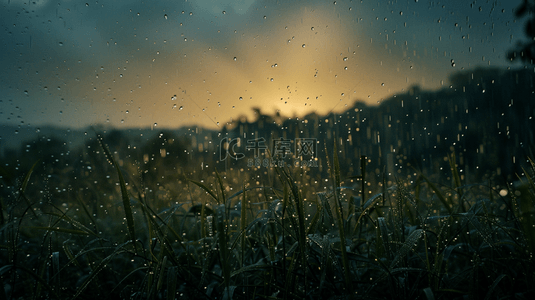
[1,139,535,299]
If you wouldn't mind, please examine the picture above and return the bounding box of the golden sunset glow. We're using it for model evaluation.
[0,0,524,129]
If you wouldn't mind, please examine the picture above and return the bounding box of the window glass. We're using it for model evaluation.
[1,0,531,183]
[1,1,534,296]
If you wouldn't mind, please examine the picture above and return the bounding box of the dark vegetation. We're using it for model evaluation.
[0,67,534,299]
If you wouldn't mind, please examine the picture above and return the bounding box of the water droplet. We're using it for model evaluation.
[154,123,158,127]
[381,83,385,86]
[171,95,177,101]
[233,57,237,61]
[302,44,306,48]
[164,14,168,19]
[58,42,63,46]
[343,57,348,61]
[270,78,274,81]
[311,27,314,31]
[222,11,226,14]
[239,97,243,100]
[179,106,183,110]
[184,38,187,41]
[263,16,267,19]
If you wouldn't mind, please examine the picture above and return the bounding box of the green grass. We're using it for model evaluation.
[0,140,535,299]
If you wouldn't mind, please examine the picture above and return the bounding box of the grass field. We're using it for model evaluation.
[1,136,534,299]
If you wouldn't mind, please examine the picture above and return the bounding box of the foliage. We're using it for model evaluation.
[1,138,535,300]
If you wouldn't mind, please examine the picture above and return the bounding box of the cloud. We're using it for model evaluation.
[191,0,256,15]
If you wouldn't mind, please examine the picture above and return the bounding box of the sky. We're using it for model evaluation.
[0,0,528,130]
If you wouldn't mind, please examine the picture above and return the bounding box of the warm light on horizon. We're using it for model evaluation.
[0,0,525,130]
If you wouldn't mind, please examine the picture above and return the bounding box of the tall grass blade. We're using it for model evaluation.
[330,140,352,294]
[215,169,227,205]
[417,172,453,214]
[188,179,220,204]
[97,134,137,253]
[448,152,463,196]
[361,155,367,207]
[483,274,506,300]
[241,183,247,267]
[167,266,178,300]
[377,217,391,260]
[18,160,39,219]
[51,251,60,293]
[390,228,423,269]
[153,255,168,298]
[353,192,384,233]
[215,205,231,298]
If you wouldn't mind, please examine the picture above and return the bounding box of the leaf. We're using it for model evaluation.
[390,229,423,269]
[377,217,391,260]
[423,287,435,300]
[167,266,178,300]
[188,179,220,204]
[416,171,453,214]
[484,274,507,300]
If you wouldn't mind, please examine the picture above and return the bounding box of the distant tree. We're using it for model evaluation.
[509,0,535,63]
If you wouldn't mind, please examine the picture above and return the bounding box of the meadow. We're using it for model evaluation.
[1,133,534,300]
